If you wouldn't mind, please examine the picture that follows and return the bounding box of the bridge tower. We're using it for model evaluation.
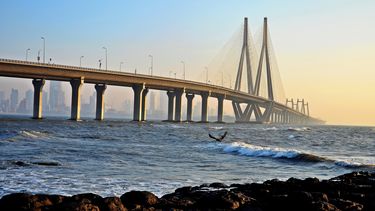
[232,17,275,123]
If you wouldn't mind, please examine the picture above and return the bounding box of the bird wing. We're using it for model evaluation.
[220,131,228,140]
[209,134,217,140]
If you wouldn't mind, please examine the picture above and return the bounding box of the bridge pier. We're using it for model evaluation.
[95,84,107,120]
[141,88,149,121]
[200,92,209,123]
[216,95,224,123]
[32,79,45,119]
[166,91,175,121]
[185,93,194,122]
[70,78,84,121]
[174,89,184,122]
[132,84,145,121]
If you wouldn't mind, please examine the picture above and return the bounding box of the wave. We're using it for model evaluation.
[287,127,311,132]
[211,141,374,168]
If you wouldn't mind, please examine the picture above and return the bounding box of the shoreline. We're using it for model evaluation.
[0,171,374,210]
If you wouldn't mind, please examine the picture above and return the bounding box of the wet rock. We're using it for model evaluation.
[120,191,158,209]
[53,198,100,211]
[0,193,55,211]
[330,198,364,211]
[101,197,127,211]
[209,182,228,189]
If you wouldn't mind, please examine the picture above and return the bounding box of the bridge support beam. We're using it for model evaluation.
[70,78,84,121]
[185,93,194,122]
[200,92,209,123]
[95,84,107,120]
[166,91,175,121]
[174,89,184,122]
[32,79,45,119]
[132,84,145,121]
[141,88,149,121]
[216,95,224,123]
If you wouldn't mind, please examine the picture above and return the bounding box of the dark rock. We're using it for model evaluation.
[312,201,340,211]
[120,191,158,209]
[52,198,100,211]
[70,193,103,205]
[195,190,255,210]
[101,197,127,211]
[331,198,364,211]
[209,182,229,189]
[0,193,54,211]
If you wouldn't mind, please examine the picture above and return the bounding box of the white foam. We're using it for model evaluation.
[220,142,301,159]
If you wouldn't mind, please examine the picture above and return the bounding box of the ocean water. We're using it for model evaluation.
[0,116,374,197]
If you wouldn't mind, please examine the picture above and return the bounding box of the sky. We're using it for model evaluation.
[0,0,374,126]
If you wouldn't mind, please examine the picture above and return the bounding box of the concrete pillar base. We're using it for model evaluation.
[132,84,145,122]
[95,84,107,121]
[32,79,45,119]
[70,78,84,121]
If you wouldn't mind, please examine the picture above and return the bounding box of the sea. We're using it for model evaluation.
[0,115,374,197]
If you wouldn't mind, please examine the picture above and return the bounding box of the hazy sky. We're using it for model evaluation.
[0,0,374,126]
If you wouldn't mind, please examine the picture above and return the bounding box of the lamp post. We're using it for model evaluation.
[120,61,124,71]
[25,48,31,61]
[102,47,107,70]
[37,50,41,63]
[221,71,224,86]
[204,66,208,84]
[181,61,185,80]
[79,56,84,67]
[148,55,153,76]
[41,37,45,63]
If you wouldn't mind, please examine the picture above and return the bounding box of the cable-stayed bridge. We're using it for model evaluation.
[0,17,323,124]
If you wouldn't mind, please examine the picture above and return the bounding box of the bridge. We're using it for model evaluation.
[0,17,323,124]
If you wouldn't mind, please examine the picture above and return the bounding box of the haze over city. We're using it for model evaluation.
[1,0,374,126]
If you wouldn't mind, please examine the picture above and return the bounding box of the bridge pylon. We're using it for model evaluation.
[232,17,275,123]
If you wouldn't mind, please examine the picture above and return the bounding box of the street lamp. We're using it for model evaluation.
[120,61,124,71]
[221,71,224,86]
[41,37,45,63]
[102,47,107,70]
[25,48,31,61]
[181,61,185,80]
[148,55,153,76]
[79,56,84,67]
[37,49,41,63]
[204,66,208,84]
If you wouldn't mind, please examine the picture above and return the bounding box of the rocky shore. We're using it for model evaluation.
[0,171,374,211]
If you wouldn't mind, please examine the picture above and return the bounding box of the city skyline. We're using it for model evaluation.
[0,1,374,125]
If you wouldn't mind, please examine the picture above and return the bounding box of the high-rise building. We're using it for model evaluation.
[25,89,33,112]
[42,91,49,112]
[10,89,19,112]
[0,91,4,102]
[148,91,155,115]
[49,81,66,113]
[89,92,95,114]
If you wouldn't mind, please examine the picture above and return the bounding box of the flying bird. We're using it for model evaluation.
[209,131,227,142]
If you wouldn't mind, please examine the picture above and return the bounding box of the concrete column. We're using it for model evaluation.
[32,79,45,119]
[166,91,175,121]
[185,93,194,122]
[174,89,184,122]
[141,88,149,121]
[200,92,209,123]
[70,78,84,120]
[216,95,224,123]
[95,84,107,120]
[132,84,144,121]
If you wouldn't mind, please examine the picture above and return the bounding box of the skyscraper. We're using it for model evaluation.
[25,89,33,112]
[49,81,66,113]
[10,89,18,112]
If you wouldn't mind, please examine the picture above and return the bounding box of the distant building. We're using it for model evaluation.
[10,89,19,112]
[148,91,155,115]
[42,91,49,112]
[17,98,28,113]
[49,81,66,113]
[25,89,33,112]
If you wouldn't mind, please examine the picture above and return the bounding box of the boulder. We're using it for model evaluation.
[120,191,158,209]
